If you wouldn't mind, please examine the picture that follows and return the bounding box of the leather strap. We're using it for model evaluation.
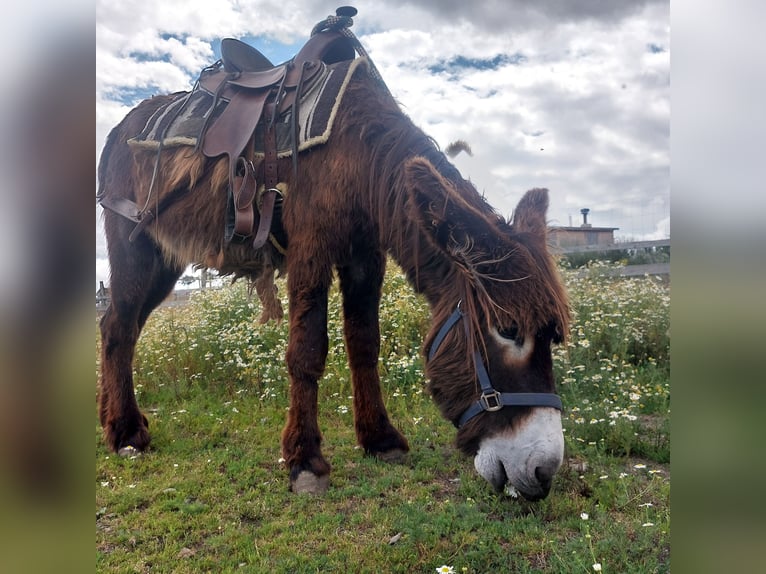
[427,302,564,428]
[127,210,155,243]
[253,188,277,249]
[232,158,257,237]
[457,390,563,428]
[263,102,278,189]
[98,196,142,222]
[253,102,279,249]
[97,196,156,243]
[456,348,563,427]
[428,306,464,361]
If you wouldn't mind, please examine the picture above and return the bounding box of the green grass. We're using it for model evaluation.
[96,264,670,573]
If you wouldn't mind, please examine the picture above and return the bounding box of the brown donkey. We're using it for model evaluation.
[97,18,570,499]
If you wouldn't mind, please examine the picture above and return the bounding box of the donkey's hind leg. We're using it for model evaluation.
[337,249,409,461]
[99,216,182,454]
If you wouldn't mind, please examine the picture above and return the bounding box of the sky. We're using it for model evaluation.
[96,0,670,287]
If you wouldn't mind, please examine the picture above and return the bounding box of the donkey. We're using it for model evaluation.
[97,31,570,500]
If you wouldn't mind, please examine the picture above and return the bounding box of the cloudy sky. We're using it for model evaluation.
[96,0,669,286]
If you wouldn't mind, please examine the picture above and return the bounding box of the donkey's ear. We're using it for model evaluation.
[404,156,500,252]
[511,188,549,236]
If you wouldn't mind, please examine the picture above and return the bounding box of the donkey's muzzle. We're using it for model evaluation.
[473,407,564,501]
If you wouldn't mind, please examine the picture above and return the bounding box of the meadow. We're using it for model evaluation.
[96,262,670,573]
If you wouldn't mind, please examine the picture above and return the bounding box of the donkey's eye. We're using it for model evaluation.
[539,321,564,344]
[497,324,522,344]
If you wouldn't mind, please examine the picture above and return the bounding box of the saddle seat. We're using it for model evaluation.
[197,14,359,248]
[199,26,356,160]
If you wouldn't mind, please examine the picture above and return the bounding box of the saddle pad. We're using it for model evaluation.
[127,58,368,158]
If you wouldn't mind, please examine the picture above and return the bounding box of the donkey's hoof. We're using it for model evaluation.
[118,445,143,458]
[375,448,408,463]
[291,471,330,494]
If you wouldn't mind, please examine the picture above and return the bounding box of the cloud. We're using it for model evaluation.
[363,0,666,33]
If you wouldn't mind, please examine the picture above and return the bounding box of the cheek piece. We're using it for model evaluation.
[427,303,563,428]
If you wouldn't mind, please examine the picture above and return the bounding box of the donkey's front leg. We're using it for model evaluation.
[281,268,332,494]
[338,254,409,461]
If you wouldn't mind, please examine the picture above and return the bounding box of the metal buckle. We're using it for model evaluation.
[479,390,503,412]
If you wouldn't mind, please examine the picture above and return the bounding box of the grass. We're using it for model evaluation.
[96,263,670,573]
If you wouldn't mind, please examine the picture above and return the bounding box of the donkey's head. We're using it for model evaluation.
[405,157,570,500]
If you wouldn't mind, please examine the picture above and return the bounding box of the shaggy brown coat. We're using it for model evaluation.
[97,61,570,489]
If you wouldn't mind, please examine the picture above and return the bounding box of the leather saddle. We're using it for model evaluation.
[196,15,357,247]
[101,7,362,249]
[199,31,353,162]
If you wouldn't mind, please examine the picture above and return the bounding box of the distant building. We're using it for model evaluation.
[97,281,110,310]
[549,208,618,249]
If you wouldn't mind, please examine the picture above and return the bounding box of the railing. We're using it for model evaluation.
[556,238,670,254]
[557,239,670,278]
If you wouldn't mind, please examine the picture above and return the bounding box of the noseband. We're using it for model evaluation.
[428,303,563,428]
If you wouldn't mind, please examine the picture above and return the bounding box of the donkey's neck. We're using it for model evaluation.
[380,170,469,308]
[381,218,448,306]
[339,73,479,306]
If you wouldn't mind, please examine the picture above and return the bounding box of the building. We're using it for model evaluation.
[548,208,618,249]
[97,281,110,311]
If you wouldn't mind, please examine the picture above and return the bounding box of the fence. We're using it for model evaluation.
[96,239,670,311]
[558,239,670,278]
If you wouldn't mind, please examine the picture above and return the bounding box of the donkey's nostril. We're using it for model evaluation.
[534,465,555,490]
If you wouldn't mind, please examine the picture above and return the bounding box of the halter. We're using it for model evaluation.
[428,303,563,428]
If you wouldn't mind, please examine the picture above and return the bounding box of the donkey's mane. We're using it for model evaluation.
[334,72,570,363]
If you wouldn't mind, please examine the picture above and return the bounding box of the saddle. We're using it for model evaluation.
[105,7,366,249]
[198,7,359,248]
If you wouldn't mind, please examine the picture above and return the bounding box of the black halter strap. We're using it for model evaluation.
[428,303,563,428]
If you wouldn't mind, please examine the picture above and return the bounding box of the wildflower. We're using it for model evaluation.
[436,566,454,574]
[633,463,647,469]
[642,522,655,527]
[592,564,602,572]
[581,512,589,520]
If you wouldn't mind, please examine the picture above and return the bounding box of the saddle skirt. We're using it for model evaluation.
[127,57,367,159]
